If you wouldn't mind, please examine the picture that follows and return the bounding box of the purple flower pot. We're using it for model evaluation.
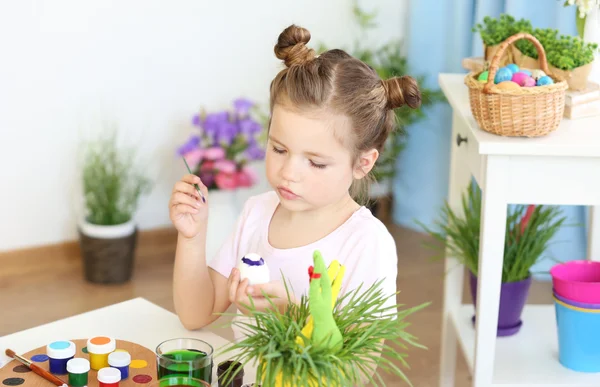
[469,271,532,337]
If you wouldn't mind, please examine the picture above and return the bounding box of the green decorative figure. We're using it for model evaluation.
[308,250,344,351]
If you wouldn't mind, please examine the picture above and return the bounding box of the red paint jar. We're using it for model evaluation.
[97,367,121,387]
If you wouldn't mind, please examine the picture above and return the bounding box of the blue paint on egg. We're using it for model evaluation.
[494,68,513,84]
[506,63,519,74]
[536,76,554,86]
[242,255,265,266]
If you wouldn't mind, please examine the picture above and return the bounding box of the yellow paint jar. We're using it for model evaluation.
[87,336,116,370]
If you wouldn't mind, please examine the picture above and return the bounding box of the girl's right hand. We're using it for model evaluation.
[169,174,209,239]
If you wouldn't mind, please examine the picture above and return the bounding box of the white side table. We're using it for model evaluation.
[0,298,257,386]
[437,73,600,387]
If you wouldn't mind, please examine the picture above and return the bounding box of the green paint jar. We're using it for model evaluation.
[67,358,90,387]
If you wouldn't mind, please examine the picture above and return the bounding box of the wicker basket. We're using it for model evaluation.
[78,227,138,284]
[465,32,568,137]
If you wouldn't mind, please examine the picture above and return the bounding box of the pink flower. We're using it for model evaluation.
[234,170,253,188]
[242,165,258,185]
[519,205,536,235]
[214,159,237,174]
[215,171,237,190]
[200,160,215,172]
[204,147,225,160]
[183,148,204,169]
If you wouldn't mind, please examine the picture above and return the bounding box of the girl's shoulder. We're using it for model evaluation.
[344,206,396,249]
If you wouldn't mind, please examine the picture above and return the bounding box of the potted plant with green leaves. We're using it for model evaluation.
[419,181,567,336]
[317,4,445,215]
[472,14,533,67]
[78,130,152,284]
[217,250,430,387]
[514,27,598,90]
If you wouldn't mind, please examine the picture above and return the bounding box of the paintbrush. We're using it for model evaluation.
[182,157,206,203]
[5,349,68,387]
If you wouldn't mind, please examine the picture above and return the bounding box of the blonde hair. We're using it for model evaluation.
[269,25,421,204]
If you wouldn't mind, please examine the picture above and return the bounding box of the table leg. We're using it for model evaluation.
[472,156,508,387]
[588,206,600,261]
[439,114,471,387]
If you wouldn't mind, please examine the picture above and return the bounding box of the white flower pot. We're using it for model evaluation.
[584,8,600,84]
[79,219,136,239]
[205,190,242,263]
[78,218,138,284]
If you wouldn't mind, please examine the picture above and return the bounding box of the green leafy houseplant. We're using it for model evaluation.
[515,28,599,70]
[419,181,567,283]
[318,5,445,184]
[472,14,533,47]
[81,130,152,226]
[217,276,430,386]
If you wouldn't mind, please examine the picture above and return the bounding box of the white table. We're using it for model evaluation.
[0,298,256,386]
[437,73,600,387]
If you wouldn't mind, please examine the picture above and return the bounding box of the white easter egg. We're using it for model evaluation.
[530,69,547,81]
[237,253,270,285]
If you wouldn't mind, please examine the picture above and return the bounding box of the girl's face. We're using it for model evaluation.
[265,103,377,212]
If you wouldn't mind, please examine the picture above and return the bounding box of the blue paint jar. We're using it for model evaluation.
[108,351,131,379]
[46,340,76,374]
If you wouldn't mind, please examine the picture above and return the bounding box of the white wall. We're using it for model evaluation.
[0,0,408,252]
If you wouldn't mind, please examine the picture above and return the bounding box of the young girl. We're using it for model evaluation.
[169,24,421,341]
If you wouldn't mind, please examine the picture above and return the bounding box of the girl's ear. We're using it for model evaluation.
[353,148,379,179]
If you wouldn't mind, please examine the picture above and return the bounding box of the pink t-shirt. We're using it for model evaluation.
[208,191,398,341]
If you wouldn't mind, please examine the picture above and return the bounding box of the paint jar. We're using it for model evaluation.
[67,358,90,387]
[98,367,121,387]
[87,336,116,370]
[108,351,131,379]
[46,340,76,374]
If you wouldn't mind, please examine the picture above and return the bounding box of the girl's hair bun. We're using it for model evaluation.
[274,24,316,67]
[382,75,422,109]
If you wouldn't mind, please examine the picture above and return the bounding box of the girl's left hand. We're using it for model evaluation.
[228,268,296,315]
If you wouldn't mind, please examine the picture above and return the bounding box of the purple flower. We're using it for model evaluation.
[215,121,238,145]
[192,114,201,126]
[177,135,200,156]
[202,112,230,136]
[245,144,265,160]
[204,111,229,124]
[233,98,254,116]
[239,118,262,135]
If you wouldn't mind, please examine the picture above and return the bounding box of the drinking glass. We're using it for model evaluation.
[147,376,210,387]
[156,338,213,384]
